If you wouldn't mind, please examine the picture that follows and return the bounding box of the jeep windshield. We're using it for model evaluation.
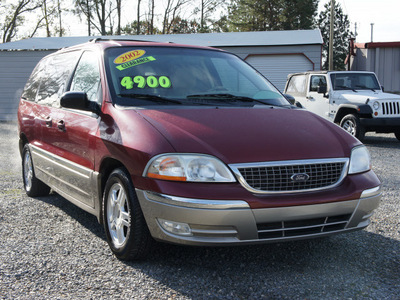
[104,46,289,107]
[330,73,380,91]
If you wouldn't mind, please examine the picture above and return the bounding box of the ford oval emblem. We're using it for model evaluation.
[291,173,310,182]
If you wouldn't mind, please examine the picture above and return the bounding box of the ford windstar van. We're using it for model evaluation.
[18,39,381,260]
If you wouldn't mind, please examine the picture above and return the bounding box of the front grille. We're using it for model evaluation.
[382,101,400,116]
[234,159,347,193]
[257,214,351,239]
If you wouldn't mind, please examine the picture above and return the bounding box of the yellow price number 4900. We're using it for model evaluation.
[121,76,172,89]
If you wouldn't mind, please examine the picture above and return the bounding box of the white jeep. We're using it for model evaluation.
[284,71,400,141]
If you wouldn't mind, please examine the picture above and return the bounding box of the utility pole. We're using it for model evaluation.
[370,23,374,42]
[328,0,335,70]
[354,22,357,41]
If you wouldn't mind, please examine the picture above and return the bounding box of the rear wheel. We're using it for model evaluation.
[394,130,400,141]
[22,144,51,197]
[340,114,366,142]
[102,168,152,260]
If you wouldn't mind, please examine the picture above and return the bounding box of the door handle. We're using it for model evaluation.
[57,119,66,132]
[306,96,313,100]
[45,116,52,127]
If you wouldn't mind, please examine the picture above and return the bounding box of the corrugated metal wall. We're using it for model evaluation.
[220,45,321,92]
[351,47,400,94]
[0,50,53,121]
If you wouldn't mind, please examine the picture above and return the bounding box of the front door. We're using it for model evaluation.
[304,75,331,120]
[53,50,103,208]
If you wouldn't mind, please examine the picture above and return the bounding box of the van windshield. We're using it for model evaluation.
[104,46,289,107]
[330,73,380,91]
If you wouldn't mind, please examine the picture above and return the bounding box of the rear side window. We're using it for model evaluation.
[36,51,80,106]
[21,59,47,101]
[286,75,307,96]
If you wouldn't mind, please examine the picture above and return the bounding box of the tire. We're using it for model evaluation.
[102,168,152,260]
[22,144,51,197]
[394,130,400,141]
[340,114,366,142]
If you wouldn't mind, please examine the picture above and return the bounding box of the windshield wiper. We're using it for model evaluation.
[118,93,182,105]
[336,86,358,93]
[355,85,376,92]
[186,93,274,106]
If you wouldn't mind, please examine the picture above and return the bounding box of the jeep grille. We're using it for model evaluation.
[381,101,400,116]
[230,159,349,194]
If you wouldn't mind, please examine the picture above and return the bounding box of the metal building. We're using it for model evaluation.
[349,42,400,94]
[0,30,323,121]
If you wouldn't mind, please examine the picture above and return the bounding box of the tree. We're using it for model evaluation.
[121,20,160,35]
[226,0,318,32]
[227,0,284,31]
[170,17,200,33]
[193,0,225,33]
[73,0,123,35]
[317,1,353,70]
[162,0,190,34]
[1,0,41,43]
[73,0,93,35]
[281,0,318,30]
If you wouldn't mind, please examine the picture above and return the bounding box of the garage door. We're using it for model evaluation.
[245,54,313,92]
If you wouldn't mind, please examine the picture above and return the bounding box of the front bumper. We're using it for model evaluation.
[361,117,400,132]
[136,186,381,246]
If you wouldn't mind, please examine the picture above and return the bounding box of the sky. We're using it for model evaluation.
[319,0,400,43]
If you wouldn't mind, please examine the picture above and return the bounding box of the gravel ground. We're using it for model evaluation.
[0,121,399,299]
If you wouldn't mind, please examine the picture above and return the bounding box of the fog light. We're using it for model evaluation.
[158,219,192,236]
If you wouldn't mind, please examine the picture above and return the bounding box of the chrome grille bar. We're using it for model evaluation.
[230,158,349,194]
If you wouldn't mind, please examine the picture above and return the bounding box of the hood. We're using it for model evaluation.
[336,90,400,104]
[137,107,360,164]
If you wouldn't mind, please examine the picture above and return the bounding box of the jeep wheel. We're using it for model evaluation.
[103,168,152,260]
[22,144,51,197]
[394,130,400,141]
[340,114,366,141]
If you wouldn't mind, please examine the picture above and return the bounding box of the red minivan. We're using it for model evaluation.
[18,39,381,260]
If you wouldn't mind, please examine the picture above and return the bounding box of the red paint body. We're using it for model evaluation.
[18,40,380,214]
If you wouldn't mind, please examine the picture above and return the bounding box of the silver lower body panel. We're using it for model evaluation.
[136,189,381,246]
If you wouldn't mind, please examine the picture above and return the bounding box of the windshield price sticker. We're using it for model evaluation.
[121,76,172,89]
[114,50,146,64]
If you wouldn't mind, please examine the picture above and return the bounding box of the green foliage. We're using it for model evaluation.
[226,0,318,32]
[317,2,353,70]
[121,21,160,35]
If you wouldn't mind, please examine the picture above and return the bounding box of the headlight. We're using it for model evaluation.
[348,145,371,174]
[373,101,380,110]
[144,154,236,182]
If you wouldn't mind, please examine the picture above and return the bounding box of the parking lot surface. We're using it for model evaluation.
[0,122,399,299]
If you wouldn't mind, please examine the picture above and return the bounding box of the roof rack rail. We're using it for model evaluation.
[88,37,164,44]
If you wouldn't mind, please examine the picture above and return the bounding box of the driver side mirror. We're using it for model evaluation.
[60,92,100,114]
[283,94,296,105]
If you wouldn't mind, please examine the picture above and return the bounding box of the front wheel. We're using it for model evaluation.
[340,114,366,142]
[394,130,400,141]
[102,168,152,260]
[22,144,50,197]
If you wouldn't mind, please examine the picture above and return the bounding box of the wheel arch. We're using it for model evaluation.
[97,157,130,224]
[19,133,29,157]
[334,104,373,124]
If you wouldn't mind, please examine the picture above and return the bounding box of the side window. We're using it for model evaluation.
[70,51,101,103]
[36,51,80,106]
[286,75,306,96]
[310,75,327,92]
[21,58,47,102]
